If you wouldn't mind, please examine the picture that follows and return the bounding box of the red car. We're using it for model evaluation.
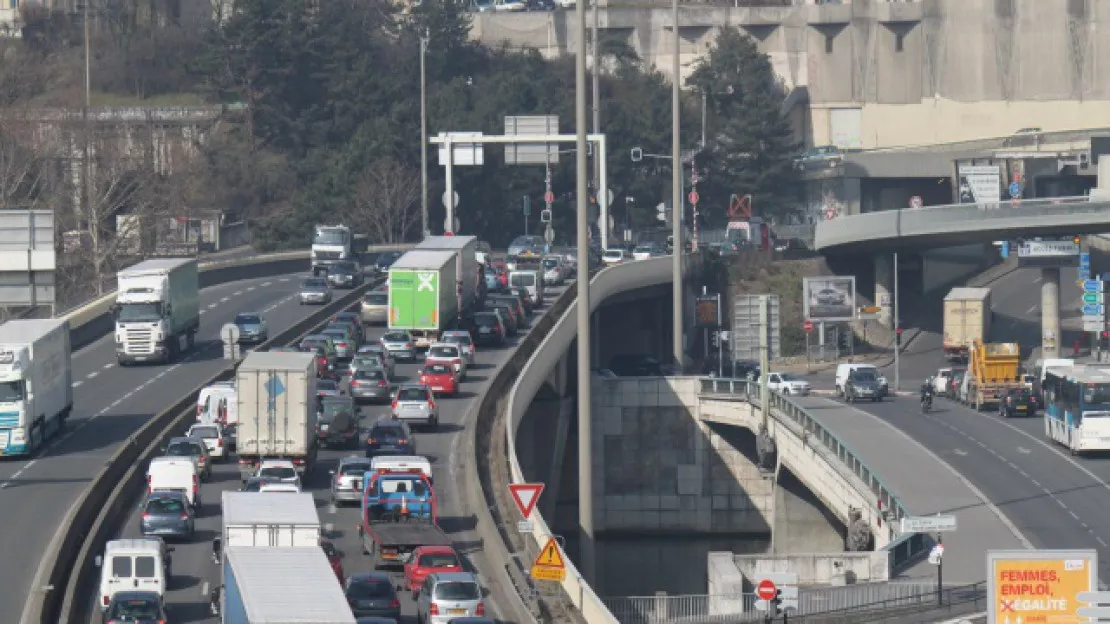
[419,363,458,396]
[404,545,463,595]
[321,539,344,583]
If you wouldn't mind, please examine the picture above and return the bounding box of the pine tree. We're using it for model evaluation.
[689,27,800,221]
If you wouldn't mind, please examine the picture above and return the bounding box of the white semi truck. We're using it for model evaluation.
[113,258,200,365]
[0,319,73,457]
[235,351,318,481]
[311,224,353,277]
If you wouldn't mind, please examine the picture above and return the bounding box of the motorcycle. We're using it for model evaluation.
[921,392,933,413]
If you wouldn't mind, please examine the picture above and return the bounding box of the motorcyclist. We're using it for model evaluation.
[920,378,935,405]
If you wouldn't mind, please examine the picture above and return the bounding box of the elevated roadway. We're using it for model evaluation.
[815,196,1110,254]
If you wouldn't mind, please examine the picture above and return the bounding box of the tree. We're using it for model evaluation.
[346,158,420,244]
[688,27,800,222]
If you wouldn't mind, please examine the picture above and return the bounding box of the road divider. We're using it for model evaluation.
[24,280,377,624]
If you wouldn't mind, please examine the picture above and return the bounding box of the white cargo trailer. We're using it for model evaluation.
[220,491,320,554]
[0,319,73,457]
[221,546,355,624]
[235,351,318,481]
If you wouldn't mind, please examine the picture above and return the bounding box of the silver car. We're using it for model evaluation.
[361,290,389,325]
[321,328,356,359]
[391,384,439,430]
[441,330,475,366]
[347,352,389,379]
[330,456,372,505]
[299,278,332,305]
[381,330,416,361]
[349,367,393,403]
[357,344,395,376]
[416,572,486,623]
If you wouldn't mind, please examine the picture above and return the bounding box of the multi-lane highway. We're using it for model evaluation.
[811,265,1110,582]
[0,272,323,624]
[81,279,568,622]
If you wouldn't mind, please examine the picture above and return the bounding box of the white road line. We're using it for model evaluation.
[1070,510,1080,520]
[201,581,209,598]
[72,381,82,388]
[262,281,273,287]
[1025,304,1037,315]
[234,291,242,296]
[1100,536,1109,547]
[87,371,99,379]
[220,297,229,303]
[952,449,968,456]
[208,304,218,309]
[247,286,256,291]
[1016,447,1030,454]
[0,459,36,489]
[102,363,112,370]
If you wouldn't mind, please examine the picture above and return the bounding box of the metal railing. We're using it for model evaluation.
[698,378,923,569]
[603,581,975,624]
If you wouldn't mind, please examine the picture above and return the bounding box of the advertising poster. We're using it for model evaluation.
[987,549,1097,624]
[803,277,856,323]
[957,164,1002,204]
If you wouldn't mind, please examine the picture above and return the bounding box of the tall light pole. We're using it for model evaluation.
[591,0,601,246]
[574,0,596,587]
[419,30,430,239]
[83,0,97,289]
[670,0,684,369]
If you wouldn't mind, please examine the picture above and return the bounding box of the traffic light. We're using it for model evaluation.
[837,331,849,351]
[770,589,784,616]
[1074,235,1082,245]
[895,327,903,347]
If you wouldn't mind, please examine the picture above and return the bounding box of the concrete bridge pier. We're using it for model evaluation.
[542,353,574,520]
[1042,267,1061,359]
[770,462,847,554]
[874,255,894,329]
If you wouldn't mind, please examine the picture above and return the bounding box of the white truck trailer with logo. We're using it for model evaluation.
[113,258,200,365]
[235,351,318,481]
[414,235,481,316]
[0,319,73,456]
[220,546,355,624]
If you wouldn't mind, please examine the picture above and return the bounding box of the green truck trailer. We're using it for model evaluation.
[388,250,459,348]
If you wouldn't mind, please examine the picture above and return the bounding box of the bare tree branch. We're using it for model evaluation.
[346,158,420,245]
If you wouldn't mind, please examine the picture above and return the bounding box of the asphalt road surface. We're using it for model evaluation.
[0,272,322,624]
[86,282,571,623]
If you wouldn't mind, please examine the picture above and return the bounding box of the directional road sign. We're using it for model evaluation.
[1009,181,1022,199]
[1084,319,1105,332]
[1084,292,1104,305]
[1080,268,1092,281]
[900,514,958,533]
[1085,280,1103,293]
[508,483,544,519]
[1083,304,1104,317]
[1081,252,1092,268]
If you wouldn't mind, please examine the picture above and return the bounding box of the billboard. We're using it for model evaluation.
[733,295,780,361]
[803,276,856,323]
[957,163,1002,204]
[987,549,1097,624]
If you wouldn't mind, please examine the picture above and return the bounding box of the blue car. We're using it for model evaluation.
[365,419,416,458]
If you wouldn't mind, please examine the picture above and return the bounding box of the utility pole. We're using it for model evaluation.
[759,295,770,430]
[574,0,595,587]
[670,0,684,370]
[419,30,430,239]
[893,252,901,392]
[590,0,602,247]
[83,0,97,292]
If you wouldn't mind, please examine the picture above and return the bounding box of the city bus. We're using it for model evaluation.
[1042,365,1110,454]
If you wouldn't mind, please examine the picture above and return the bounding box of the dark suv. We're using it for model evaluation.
[844,370,883,403]
[317,396,360,449]
[999,387,1037,418]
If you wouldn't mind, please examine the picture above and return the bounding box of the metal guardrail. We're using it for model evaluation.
[697,378,927,571]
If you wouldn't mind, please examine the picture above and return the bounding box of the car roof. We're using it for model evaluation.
[260,458,296,467]
[397,383,430,392]
[339,455,372,466]
[430,571,479,583]
[348,571,392,583]
[372,418,409,429]
[416,545,458,555]
[236,312,262,317]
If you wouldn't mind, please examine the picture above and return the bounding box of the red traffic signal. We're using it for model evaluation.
[1102,331,1109,339]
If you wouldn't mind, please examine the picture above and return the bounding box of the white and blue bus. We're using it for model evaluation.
[1043,365,1110,454]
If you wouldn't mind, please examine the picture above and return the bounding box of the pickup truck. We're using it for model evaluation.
[356,469,450,569]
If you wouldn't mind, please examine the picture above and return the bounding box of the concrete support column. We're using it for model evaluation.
[875,255,893,329]
[544,393,574,520]
[1042,267,1061,360]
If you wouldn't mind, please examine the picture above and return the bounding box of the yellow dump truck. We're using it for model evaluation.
[959,340,1022,411]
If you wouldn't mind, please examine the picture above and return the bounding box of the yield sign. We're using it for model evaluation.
[508,483,544,519]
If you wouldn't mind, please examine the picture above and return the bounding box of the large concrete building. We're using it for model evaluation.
[472,0,1110,150]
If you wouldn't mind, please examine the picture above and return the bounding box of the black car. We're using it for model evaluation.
[609,354,664,377]
[345,572,402,619]
[1000,387,1038,418]
[732,360,761,381]
[328,261,364,289]
[375,251,403,273]
[103,590,167,624]
[365,419,416,458]
[844,369,883,403]
[471,312,506,347]
[317,396,360,449]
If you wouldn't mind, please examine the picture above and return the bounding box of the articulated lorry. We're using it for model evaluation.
[960,340,1022,411]
[414,235,482,316]
[311,224,369,276]
[220,546,355,624]
[113,258,200,365]
[388,250,459,349]
[0,319,73,457]
[236,351,318,481]
[943,287,992,362]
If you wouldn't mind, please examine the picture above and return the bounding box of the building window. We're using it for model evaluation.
[825,34,834,54]
[895,33,904,52]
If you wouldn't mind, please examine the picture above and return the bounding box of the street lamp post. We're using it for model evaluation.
[671,0,684,371]
[420,30,430,239]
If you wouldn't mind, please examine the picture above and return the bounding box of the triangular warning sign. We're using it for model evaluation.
[508,483,544,519]
[534,537,565,569]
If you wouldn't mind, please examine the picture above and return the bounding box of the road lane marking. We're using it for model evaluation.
[72,381,82,388]
[208,304,218,309]
[262,281,273,287]
[1025,305,1037,315]
[102,363,112,370]
[1016,447,1030,453]
[220,297,229,303]
[87,371,99,379]
[234,291,242,296]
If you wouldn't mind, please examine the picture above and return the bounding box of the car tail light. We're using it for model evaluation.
[1006,396,1012,404]
[392,398,399,409]
[428,400,436,409]
[368,437,377,444]
[141,512,150,520]
[419,375,427,383]
[397,438,408,445]
[477,602,486,616]
[180,512,190,520]
[192,475,199,494]
[390,597,401,608]
[293,458,305,466]
[429,604,439,616]
[217,438,223,448]
[378,380,388,387]
[337,341,347,348]
[103,595,109,607]
[351,380,362,387]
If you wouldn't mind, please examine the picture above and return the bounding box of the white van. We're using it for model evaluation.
[835,363,888,397]
[509,270,543,304]
[147,457,199,507]
[197,382,237,426]
[97,538,168,611]
[370,455,434,484]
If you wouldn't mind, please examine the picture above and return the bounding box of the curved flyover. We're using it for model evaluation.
[815,196,1110,254]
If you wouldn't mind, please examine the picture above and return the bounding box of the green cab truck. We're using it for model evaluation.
[388,250,459,349]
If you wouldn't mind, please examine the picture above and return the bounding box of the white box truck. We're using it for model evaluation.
[236,351,318,481]
[943,287,992,362]
[113,258,200,365]
[415,235,481,315]
[215,492,320,564]
[220,546,355,624]
[0,319,73,457]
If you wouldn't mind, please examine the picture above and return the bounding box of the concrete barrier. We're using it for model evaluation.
[24,281,377,624]
[61,244,415,351]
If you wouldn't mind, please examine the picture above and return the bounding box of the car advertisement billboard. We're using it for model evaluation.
[987,549,1097,624]
[803,276,856,323]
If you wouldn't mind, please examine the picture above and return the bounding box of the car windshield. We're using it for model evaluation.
[165,441,200,457]
[355,369,384,381]
[341,462,371,475]
[109,598,161,619]
[259,466,296,480]
[322,330,347,341]
[779,373,800,381]
[320,401,353,421]
[446,334,472,345]
[146,497,186,514]
[318,380,338,391]
[348,578,393,599]
[301,338,323,350]
[510,274,533,287]
[852,371,877,382]
[333,262,357,273]
[377,252,400,267]
[242,480,266,492]
[371,423,406,438]
[604,251,622,259]
[635,246,652,252]
[190,426,218,439]
[435,581,481,600]
[419,553,461,568]
[353,356,383,370]
[424,364,451,375]
[383,332,409,342]
[474,315,497,327]
[235,314,261,325]
[302,279,326,289]
[428,346,457,358]
[543,258,558,268]
[365,292,388,305]
[398,388,427,402]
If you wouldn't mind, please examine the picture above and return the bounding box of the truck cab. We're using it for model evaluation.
[362,469,437,523]
[311,224,354,276]
[113,259,199,365]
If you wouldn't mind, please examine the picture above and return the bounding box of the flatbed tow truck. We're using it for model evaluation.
[357,468,450,568]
